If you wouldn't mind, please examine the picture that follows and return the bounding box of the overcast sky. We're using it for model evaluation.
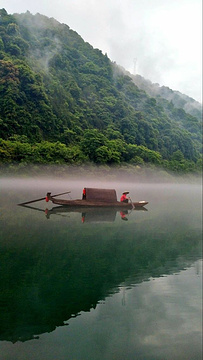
[0,0,202,102]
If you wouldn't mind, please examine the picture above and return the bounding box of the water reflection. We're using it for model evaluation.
[0,179,202,356]
[19,204,147,222]
[0,212,201,343]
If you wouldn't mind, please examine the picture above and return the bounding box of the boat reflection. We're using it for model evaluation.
[19,204,148,223]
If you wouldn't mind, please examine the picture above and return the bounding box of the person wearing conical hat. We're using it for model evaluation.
[120,191,129,203]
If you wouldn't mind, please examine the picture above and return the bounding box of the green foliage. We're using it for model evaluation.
[0,137,201,173]
[95,146,111,163]
[0,9,201,173]
[80,129,107,161]
[0,138,87,164]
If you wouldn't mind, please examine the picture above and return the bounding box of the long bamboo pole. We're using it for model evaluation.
[18,191,71,205]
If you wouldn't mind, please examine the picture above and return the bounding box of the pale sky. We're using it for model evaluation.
[0,0,202,102]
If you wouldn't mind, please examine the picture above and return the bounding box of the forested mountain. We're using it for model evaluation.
[0,9,202,172]
[126,72,202,121]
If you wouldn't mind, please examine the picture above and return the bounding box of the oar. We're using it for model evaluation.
[129,197,135,210]
[18,204,69,218]
[18,191,71,206]
[18,204,46,212]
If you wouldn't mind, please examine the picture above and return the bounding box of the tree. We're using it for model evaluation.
[80,129,108,161]
[95,146,110,163]
[171,150,184,162]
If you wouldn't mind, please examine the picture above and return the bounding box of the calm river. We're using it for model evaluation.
[0,171,202,360]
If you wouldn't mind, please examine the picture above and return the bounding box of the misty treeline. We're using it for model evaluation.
[0,9,202,173]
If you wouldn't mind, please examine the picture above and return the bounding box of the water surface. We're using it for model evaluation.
[0,176,202,359]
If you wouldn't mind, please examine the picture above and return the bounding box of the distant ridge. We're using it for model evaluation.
[116,65,202,120]
[131,73,202,120]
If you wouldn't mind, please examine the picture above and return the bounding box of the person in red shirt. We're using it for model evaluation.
[120,191,129,203]
[120,210,128,221]
[82,188,86,200]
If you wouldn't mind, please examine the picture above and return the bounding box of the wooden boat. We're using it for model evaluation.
[46,188,148,209]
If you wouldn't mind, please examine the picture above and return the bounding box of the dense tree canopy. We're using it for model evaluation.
[0,9,202,173]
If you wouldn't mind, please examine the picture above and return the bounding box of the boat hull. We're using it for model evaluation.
[49,196,148,209]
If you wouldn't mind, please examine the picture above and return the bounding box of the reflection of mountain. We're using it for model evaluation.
[0,212,201,343]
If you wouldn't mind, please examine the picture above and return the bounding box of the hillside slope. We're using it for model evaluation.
[0,9,202,171]
[129,73,202,121]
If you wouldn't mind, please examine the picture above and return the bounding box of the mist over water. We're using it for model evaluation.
[0,166,202,360]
